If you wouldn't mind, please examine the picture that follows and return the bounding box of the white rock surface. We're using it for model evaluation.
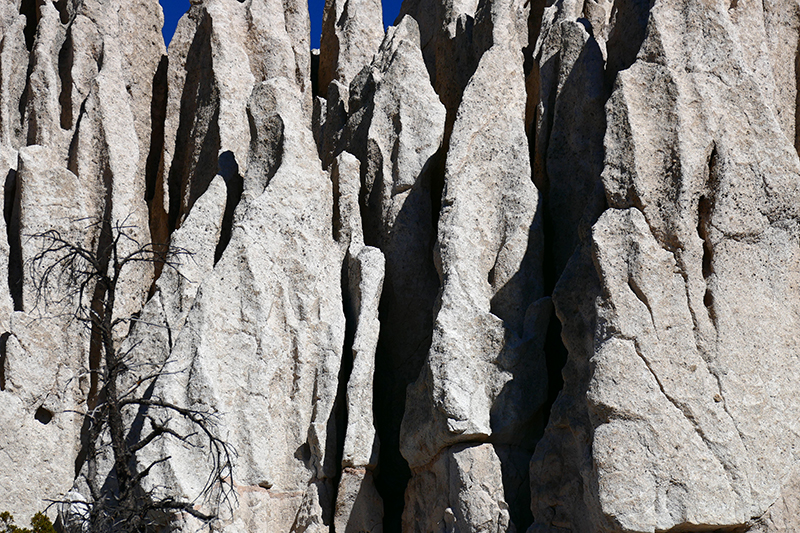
[397,3,548,530]
[333,15,447,526]
[152,77,345,531]
[403,443,513,533]
[531,1,800,531]
[160,0,311,230]
[318,0,384,95]
[0,0,163,520]
[4,1,800,532]
[330,151,385,532]
[400,0,544,469]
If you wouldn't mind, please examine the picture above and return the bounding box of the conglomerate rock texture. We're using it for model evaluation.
[2,0,800,532]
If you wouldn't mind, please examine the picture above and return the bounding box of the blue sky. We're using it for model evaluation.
[159,0,404,49]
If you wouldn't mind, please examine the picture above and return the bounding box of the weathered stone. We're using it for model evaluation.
[151,77,345,530]
[161,0,311,231]
[335,468,384,533]
[398,4,548,530]
[528,242,602,533]
[0,145,99,522]
[403,443,513,533]
[0,370,82,523]
[330,151,385,531]
[531,1,800,531]
[158,174,227,328]
[0,13,28,153]
[400,2,545,468]
[0,0,165,520]
[318,0,384,95]
[329,15,447,525]
[4,1,800,532]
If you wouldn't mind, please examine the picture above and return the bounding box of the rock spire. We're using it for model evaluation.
[2,1,800,532]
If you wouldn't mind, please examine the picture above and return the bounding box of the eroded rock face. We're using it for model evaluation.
[151,78,346,531]
[396,2,548,530]
[530,1,800,532]
[331,15,447,527]
[318,0,384,96]
[4,0,800,532]
[0,0,163,522]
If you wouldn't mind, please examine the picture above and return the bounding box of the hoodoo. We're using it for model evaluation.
[2,0,800,532]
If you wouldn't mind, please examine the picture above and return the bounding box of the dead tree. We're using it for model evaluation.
[28,219,235,532]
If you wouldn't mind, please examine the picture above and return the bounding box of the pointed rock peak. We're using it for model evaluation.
[382,14,422,55]
[319,0,384,96]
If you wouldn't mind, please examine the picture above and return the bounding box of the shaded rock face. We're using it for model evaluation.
[2,1,800,533]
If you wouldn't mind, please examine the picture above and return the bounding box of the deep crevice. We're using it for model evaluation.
[58,27,74,130]
[542,308,567,427]
[66,98,87,177]
[167,11,219,233]
[145,56,168,207]
[698,196,713,281]
[87,165,115,410]
[427,144,446,239]
[794,35,800,156]
[0,332,9,391]
[331,160,342,243]
[54,0,72,25]
[496,446,535,530]
[5,169,22,311]
[310,48,320,98]
[328,256,358,532]
[19,56,35,146]
[537,198,569,450]
[145,55,169,288]
[20,0,40,52]
[699,145,718,325]
[371,144,444,533]
[524,0,548,143]
[604,0,652,89]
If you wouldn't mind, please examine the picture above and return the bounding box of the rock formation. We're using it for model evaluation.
[2,0,800,532]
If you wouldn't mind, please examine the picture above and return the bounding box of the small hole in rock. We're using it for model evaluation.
[35,406,53,424]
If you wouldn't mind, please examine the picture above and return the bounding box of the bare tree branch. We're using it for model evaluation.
[27,218,236,533]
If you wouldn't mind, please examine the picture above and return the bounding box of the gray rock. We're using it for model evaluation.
[531,1,800,531]
[334,15,446,525]
[153,77,345,531]
[403,443,513,533]
[331,151,385,531]
[528,242,602,533]
[335,468,384,533]
[399,3,547,529]
[318,0,384,95]
[160,0,311,231]
[0,0,176,523]
[400,1,544,469]
[5,0,800,532]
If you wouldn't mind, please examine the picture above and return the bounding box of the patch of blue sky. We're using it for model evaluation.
[159,0,404,49]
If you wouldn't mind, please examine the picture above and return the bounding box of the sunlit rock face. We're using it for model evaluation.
[3,1,800,532]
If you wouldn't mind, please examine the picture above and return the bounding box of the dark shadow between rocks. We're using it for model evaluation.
[167,10,220,232]
[5,169,22,312]
[371,151,441,533]
[214,151,243,264]
[0,332,8,391]
[20,0,39,52]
